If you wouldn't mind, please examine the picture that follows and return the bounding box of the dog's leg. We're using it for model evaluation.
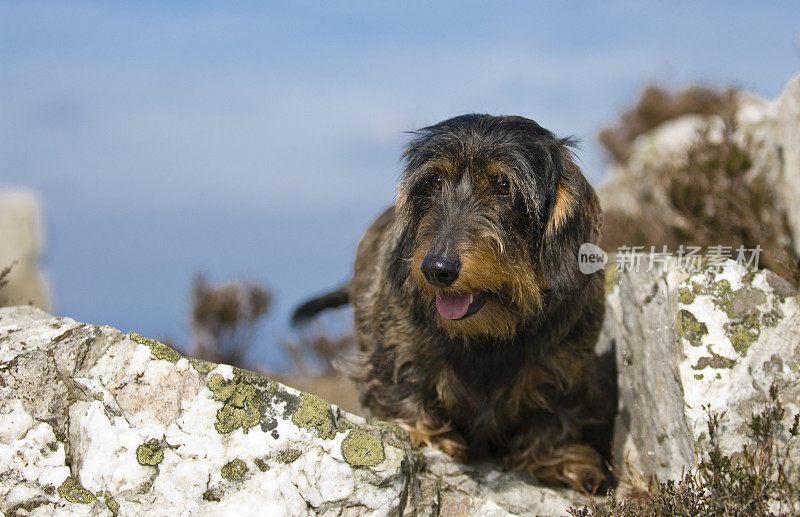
[396,415,467,461]
[507,417,604,491]
[356,368,468,460]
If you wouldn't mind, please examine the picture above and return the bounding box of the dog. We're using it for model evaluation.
[292,114,609,490]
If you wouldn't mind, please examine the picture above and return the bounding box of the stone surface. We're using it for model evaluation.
[602,260,695,481]
[414,449,584,516]
[0,189,50,310]
[0,306,584,516]
[5,256,799,513]
[773,73,800,254]
[605,258,800,482]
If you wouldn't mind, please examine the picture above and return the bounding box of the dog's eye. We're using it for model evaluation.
[494,176,511,196]
[429,175,443,191]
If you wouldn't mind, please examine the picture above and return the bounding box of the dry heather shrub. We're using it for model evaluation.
[0,262,16,307]
[570,386,800,516]
[665,120,797,284]
[600,92,799,286]
[190,274,272,368]
[599,85,734,163]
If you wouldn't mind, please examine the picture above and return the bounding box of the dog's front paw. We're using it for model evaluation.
[397,419,468,462]
[510,443,605,492]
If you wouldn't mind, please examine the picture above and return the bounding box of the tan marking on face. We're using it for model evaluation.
[480,161,512,193]
[420,158,457,183]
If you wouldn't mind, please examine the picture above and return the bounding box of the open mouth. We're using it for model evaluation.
[435,292,487,320]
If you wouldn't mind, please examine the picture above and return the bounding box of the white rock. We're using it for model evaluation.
[606,258,800,485]
[0,305,582,516]
[773,73,800,254]
[0,399,35,441]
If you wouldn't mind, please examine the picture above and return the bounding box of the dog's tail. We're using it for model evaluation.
[290,282,351,327]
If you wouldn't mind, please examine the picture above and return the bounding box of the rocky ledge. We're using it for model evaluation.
[606,258,800,486]
[1,261,799,516]
[0,306,580,516]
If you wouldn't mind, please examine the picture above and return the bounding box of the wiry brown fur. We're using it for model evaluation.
[294,114,610,490]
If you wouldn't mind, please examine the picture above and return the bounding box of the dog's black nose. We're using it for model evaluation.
[421,255,460,287]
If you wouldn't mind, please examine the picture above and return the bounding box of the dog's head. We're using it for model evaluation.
[391,114,602,340]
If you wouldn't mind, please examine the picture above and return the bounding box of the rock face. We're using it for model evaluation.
[0,306,581,516]
[605,258,800,482]
[0,189,50,310]
[773,74,800,252]
[2,258,800,514]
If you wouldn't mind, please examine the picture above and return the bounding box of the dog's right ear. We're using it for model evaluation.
[539,144,603,295]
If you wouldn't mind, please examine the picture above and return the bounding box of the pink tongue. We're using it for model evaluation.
[435,293,471,319]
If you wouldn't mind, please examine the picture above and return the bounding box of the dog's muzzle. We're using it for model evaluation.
[421,254,487,319]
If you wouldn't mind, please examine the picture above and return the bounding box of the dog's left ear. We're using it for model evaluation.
[539,144,603,294]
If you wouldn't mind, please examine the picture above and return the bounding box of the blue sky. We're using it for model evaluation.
[2,1,799,368]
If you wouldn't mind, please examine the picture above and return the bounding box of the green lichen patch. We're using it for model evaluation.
[208,374,236,401]
[678,286,695,305]
[57,476,95,504]
[690,278,735,313]
[725,313,761,356]
[335,417,359,433]
[220,459,248,480]
[692,349,737,370]
[136,439,164,467]
[99,491,119,517]
[694,374,704,380]
[129,332,181,362]
[254,458,270,472]
[789,346,800,375]
[208,374,262,434]
[6,501,48,514]
[276,449,302,464]
[190,358,217,375]
[137,480,153,495]
[368,419,412,450]
[202,488,221,502]
[274,389,300,419]
[604,264,620,293]
[341,429,385,467]
[676,309,708,346]
[291,392,337,440]
[762,308,783,327]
